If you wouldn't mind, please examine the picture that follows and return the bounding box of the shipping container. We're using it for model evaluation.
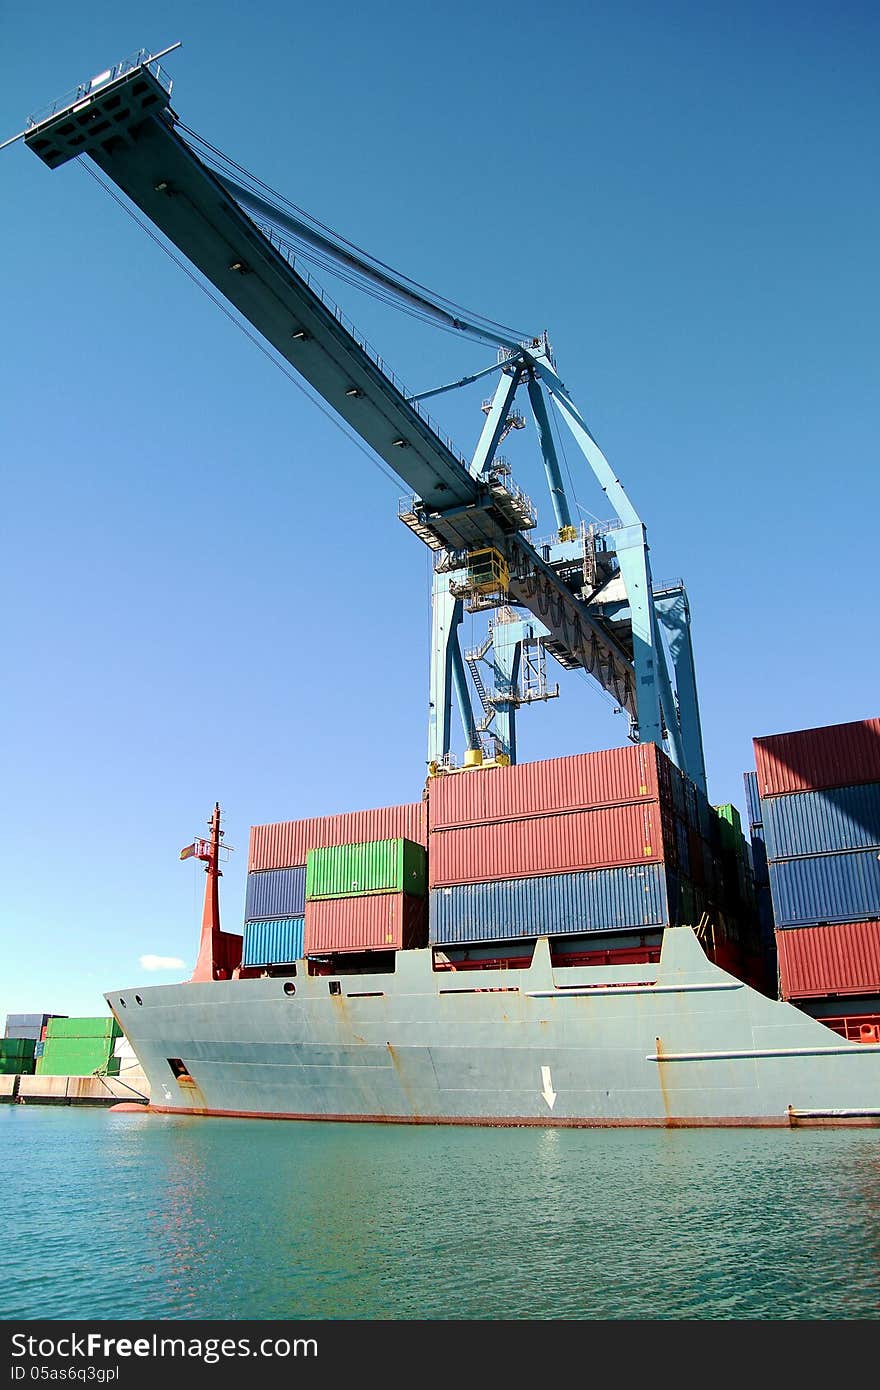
[754,718,880,798]
[304,893,427,955]
[750,825,770,886]
[36,1038,119,1075]
[776,922,880,999]
[687,827,705,886]
[244,866,306,922]
[769,851,880,928]
[249,801,426,871]
[45,1017,121,1040]
[669,764,686,819]
[427,743,664,830]
[429,801,665,887]
[762,783,880,861]
[715,804,743,858]
[429,864,670,944]
[0,1038,36,1073]
[4,1013,65,1039]
[756,883,775,939]
[696,787,713,843]
[684,780,698,831]
[744,771,762,830]
[674,817,690,877]
[242,918,304,968]
[306,839,427,900]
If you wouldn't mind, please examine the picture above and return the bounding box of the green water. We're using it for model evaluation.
[3,1107,880,1320]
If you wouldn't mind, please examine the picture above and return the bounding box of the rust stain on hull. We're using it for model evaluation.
[148,1104,796,1129]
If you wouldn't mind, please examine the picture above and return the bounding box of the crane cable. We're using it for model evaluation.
[80,162,407,494]
[177,122,534,348]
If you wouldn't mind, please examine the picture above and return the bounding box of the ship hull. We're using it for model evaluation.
[107,928,880,1128]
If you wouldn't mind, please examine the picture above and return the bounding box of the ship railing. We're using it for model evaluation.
[26,48,174,130]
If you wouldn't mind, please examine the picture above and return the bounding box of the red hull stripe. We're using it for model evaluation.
[143,1104,879,1128]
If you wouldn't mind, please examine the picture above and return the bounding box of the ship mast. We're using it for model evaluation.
[187,803,242,982]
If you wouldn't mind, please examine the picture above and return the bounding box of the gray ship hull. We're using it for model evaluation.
[107,928,880,1127]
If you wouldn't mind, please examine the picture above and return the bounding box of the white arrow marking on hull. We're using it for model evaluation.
[541,1065,557,1110]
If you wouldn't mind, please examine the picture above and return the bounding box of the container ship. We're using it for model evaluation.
[106,722,880,1128]
[13,52,880,1125]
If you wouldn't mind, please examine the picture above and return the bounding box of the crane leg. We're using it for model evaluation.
[655,589,708,797]
[428,570,477,763]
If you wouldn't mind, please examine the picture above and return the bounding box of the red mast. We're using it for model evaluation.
[185,803,242,983]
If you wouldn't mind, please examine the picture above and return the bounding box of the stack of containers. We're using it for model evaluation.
[4,1013,65,1042]
[427,744,741,954]
[707,801,772,990]
[743,770,777,972]
[753,718,880,1017]
[245,802,426,969]
[304,838,428,954]
[36,1017,122,1077]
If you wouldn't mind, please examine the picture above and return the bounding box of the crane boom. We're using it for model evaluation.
[24,54,638,714]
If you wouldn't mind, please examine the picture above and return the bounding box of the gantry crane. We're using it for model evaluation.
[17,47,707,793]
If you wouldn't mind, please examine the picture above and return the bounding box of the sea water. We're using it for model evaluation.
[3,1107,880,1319]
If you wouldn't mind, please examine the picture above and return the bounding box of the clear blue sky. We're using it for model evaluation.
[2,1,877,1017]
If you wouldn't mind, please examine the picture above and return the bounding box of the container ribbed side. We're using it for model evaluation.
[763,783,880,860]
[769,851,880,927]
[245,867,306,921]
[754,719,880,797]
[249,802,426,870]
[304,893,427,954]
[429,802,665,887]
[776,921,880,998]
[242,918,304,968]
[427,744,663,830]
[428,865,669,944]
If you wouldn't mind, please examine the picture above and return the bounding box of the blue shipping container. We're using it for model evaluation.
[429,864,669,945]
[769,850,880,928]
[750,827,770,887]
[242,918,304,967]
[763,782,880,861]
[743,771,762,830]
[245,867,306,922]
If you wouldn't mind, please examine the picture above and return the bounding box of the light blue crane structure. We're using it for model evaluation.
[18,47,707,794]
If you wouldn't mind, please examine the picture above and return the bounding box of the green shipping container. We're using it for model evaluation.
[715,804,743,859]
[306,838,427,900]
[45,1016,121,1040]
[0,1039,36,1075]
[36,1039,120,1076]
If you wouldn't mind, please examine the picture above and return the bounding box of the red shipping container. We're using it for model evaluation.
[428,802,664,887]
[304,893,427,955]
[428,743,664,830]
[754,718,880,798]
[249,801,426,871]
[776,921,880,1000]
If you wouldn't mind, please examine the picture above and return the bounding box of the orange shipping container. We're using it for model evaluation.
[776,921,880,999]
[304,893,427,955]
[428,802,665,887]
[249,802,426,871]
[427,744,664,830]
[754,719,880,798]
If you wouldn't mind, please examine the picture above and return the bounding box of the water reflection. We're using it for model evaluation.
[2,1109,880,1319]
